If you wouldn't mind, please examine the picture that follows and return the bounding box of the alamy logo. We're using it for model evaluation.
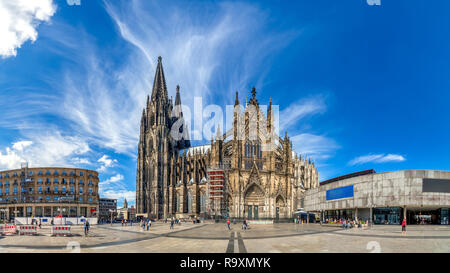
[67,0,81,6]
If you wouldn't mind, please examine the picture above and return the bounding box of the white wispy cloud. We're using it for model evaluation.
[99,173,135,206]
[290,133,340,161]
[0,131,91,170]
[348,153,406,166]
[0,0,57,58]
[279,95,327,132]
[97,155,118,173]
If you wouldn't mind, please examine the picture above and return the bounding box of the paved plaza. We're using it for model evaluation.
[0,222,449,253]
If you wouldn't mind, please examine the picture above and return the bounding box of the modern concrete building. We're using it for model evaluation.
[99,198,117,221]
[0,164,99,220]
[303,170,450,225]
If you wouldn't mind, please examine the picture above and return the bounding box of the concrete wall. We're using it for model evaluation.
[304,170,450,212]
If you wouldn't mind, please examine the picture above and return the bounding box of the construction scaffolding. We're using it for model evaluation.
[206,167,228,219]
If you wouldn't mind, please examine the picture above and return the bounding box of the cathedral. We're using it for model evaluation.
[136,57,319,220]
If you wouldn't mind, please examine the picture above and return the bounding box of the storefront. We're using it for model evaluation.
[373,207,402,225]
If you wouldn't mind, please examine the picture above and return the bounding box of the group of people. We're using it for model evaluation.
[140,218,152,231]
[225,218,249,230]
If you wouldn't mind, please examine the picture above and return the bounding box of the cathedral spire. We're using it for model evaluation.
[151,56,168,102]
[235,91,239,106]
[175,85,182,106]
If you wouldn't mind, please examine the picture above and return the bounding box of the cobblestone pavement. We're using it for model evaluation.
[0,222,449,253]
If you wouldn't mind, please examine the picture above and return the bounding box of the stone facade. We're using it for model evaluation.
[304,170,450,213]
[0,166,99,219]
[136,57,319,220]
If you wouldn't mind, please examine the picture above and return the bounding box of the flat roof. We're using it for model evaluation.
[320,169,376,186]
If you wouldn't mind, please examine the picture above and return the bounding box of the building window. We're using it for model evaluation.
[46,186,50,193]
[70,186,74,194]
[62,170,67,176]
[88,180,93,186]
[6,188,9,195]
[5,173,9,178]
[79,197,83,202]
[79,179,84,185]
[38,170,43,175]
[13,187,17,194]
[79,187,83,194]
[70,178,74,184]
[38,186,42,193]
[5,181,9,186]
[79,171,84,177]
[62,186,66,194]
[46,196,50,201]
[54,196,58,201]
[46,170,51,175]
[29,171,33,176]
[54,178,59,184]
[38,178,43,184]
[53,170,59,175]
[0,188,2,195]
[54,186,58,193]
[89,188,93,195]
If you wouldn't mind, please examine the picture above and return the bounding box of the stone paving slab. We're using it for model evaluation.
[0,223,449,253]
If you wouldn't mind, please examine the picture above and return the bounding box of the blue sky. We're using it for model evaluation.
[0,0,449,207]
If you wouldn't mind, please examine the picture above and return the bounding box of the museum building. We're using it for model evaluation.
[303,169,450,225]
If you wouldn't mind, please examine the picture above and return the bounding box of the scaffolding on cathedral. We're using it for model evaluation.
[206,167,228,219]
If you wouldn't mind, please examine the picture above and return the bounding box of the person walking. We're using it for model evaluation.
[227,218,231,230]
[401,218,407,235]
[84,220,90,236]
[146,218,150,231]
[170,218,174,229]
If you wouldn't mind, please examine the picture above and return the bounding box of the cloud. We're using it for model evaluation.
[348,153,406,166]
[0,132,91,170]
[99,174,135,206]
[290,133,340,161]
[104,0,299,139]
[0,0,57,58]
[97,155,118,173]
[279,95,327,132]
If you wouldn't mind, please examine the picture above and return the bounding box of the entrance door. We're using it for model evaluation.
[248,205,253,220]
[254,205,259,220]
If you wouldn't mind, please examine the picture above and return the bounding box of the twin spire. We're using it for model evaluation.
[151,56,168,101]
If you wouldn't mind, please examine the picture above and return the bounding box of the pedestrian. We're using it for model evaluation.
[147,218,150,231]
[121,219,124,226]
[39,219,42,229]
[227,218,231,230]
[84,220,90,236]
[125,219,127,226]
[170,218,174,229]
[402,218,407,235]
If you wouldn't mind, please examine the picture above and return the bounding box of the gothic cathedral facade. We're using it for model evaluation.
[136,57,319,220]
